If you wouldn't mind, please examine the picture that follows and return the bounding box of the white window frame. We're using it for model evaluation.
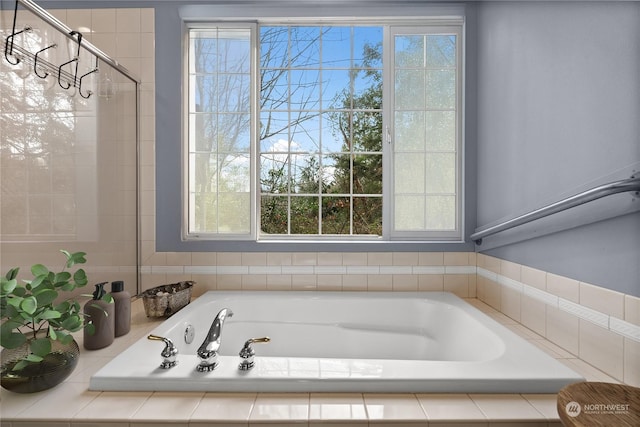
[183,18,464,243]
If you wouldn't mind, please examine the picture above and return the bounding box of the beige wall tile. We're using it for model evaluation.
[444,252,469,266]
[342,274,368,291]
[292,252,317,265]
[393,252,419,266]
[624,338,640,387]
[368,252,393,266]
[192,252,217,266]
[367,274,393,291]
[500,286,521,322]
[317,252,343,265]
[218,252,242,266]
[317,274,343,291]
[520,295,546,337]
[500,260,521,281]
[241,252,267,266]
[444,274,469,298]
[266,252,293,266]
[546,306,579,356]
[546,273,579,303]
[624,295,640,326]
[266,274,292,290]
[418,274,444,291]
[483,278,502,311]
[579,320,624,381]
[91,9,116,32]
[342,252,368,266]
[521,265,546,290]
[579,281,624,319]
[392,274,418,291]
[419,252,444,266]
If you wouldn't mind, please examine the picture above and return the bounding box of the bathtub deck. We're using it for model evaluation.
[0,298,619,426]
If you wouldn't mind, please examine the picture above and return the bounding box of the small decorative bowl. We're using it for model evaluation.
[141,281,195,318]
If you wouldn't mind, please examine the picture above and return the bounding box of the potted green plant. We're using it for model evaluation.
[0,249,111,393]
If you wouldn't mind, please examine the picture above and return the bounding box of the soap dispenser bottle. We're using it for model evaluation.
[83,282,115,350]
[110,280,131,337]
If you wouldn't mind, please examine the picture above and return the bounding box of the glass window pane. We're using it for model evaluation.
[322,69,351,109]
[425,153,456,194]
[260,153,289,194]
[261,195,288,234]
[426,69,455,109]
[260,26,289,68]
[353,154,382,194]
[353,196,382,235]
[322,27,351,68]
[395,195,425,230]
[425,195,456,230]
[290,27,321,68]
[291,196,319,233]
[426,110,455,151]
[290,70,321,110]
[426,35,456,68]
[352,111,382,152]
[291,154,319,193]
[395,111,425,151]
[260,111,289,151]
[395,35,424,67]
[217,113,251,152]
[321,196,350,234]
[321,111,347,153]
[190,75,216,112]
[217,29,251,73]
[394,153,425,194]
[290,114,320,153]
[395,69,425,110]
[218,192,250,233]
[260,69,288,111]
[354,27,382,68]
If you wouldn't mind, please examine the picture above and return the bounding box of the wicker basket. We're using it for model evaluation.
[141,281,195,317]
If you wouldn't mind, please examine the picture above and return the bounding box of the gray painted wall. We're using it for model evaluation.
[475,1,640,296]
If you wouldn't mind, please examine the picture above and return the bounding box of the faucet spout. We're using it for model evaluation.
[197,308,233,372]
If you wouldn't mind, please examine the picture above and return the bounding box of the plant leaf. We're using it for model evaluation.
[34,288,58,307]
[28,274,46,291]
[53,272,71,285]
[73,269,88,287]
[57,331,74,345]
[30,337,52,357]
[39,309,62,320]
[5,267,19,280]
[20,296,38,315]
[61,315,83,331]
[49,325,57,340]
[1,278,17,294]
[31,264,49,277]
[65,251,87,268]
[6,295,23,308]
[0,331,27,349]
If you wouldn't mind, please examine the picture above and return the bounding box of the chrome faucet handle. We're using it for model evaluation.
[147,334,178,369]
[238,337,270,371]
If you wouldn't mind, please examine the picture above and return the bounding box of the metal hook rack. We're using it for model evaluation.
[3,0,100,98]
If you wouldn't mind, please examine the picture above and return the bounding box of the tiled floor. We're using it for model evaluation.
[0,298,620,427]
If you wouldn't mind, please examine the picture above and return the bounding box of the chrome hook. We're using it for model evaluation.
[33,44,57,78]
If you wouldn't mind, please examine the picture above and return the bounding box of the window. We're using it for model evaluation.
[185,20,462,241]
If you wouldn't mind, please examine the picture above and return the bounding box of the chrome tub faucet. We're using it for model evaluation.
[196,308,233,372]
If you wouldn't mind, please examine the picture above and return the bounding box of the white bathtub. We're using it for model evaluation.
[90,291,583,393]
